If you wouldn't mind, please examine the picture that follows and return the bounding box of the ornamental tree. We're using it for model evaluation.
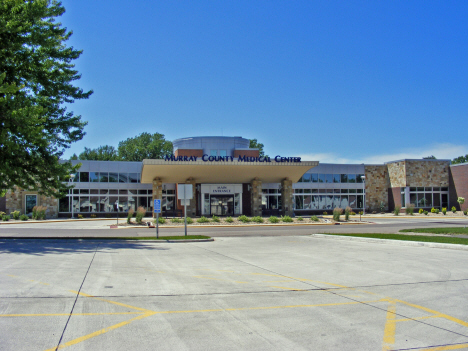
[0,0,92,196]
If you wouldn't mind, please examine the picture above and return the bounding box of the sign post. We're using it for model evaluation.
[154,199,161,238]
[177,184,193,237]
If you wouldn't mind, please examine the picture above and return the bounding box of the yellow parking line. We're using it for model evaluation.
[269,286,307,291]
[416,343,468,351]
[70,290,151,313]
[393,314,442,323]
[382,300,396,351]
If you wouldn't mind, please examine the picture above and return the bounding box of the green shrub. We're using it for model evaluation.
[135,206,146,223]
[90,214,96,218]
[282,215,293,223]
[171,218,182,223]
[297,216,304,221]
[323,211,328,215]
[2,215,10,221]
[442,207,447,215]
[211,215,220,223]
[238,215,251,223]
[434,208,440,214]
[451,206,457,213]
[19,214,29,221]
[423,210,429,215]
[359,211,363,215]
[405,204,415,215]
[393,206,401,216]
[186,217,193,224]
[127,209,134,224]
[310,215,319,222]
[350,211,356,215]
[252,216,264,223]
[158,216,166,224]
[105,213,112,218]
[269,216,279,223]
[197,216,210,223]
[77,214,83,219]
[419,208,424,214]
[431,207,436,213]
[344,206,351,221]
[32,205,46,220]
[333,207,343,221]
[12,211,20,220]
[225,216,234,223]
[464,210,468,216]
[0,211,5,217]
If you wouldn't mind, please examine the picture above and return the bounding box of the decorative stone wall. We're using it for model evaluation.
[152,178,162,218]
[281,178,293,216]
[250,178,262,216]
[405,160,450,187]
[364,165,389,211]
[5,186,58,218]
[387,161,406,187]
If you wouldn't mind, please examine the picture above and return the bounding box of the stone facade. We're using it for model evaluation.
[281,178,293,216]
[405,160,450,187]
[387,161,406,188]
[364,165,389,211]
[4,187,58,218]
[250,178,263,216]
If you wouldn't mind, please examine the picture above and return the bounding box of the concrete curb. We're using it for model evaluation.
[0,237,214,243]
[311,234,468,251]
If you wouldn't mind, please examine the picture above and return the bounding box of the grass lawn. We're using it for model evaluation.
[320,233,468,245]
[399,227,468,235]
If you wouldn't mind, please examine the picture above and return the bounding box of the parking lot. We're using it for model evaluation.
[1,234,468,351]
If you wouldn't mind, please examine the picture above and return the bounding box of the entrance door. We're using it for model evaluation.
[25,194,37,214]
[210,195,234,216]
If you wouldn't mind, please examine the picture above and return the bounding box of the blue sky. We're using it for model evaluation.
[60,0,468,163]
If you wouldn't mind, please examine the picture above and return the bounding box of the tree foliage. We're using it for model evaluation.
[249,139,267,157]
[452,155,468,165]
[0,0,92,196]
[77,145,119,161]
[423,155,436,159]
[118,132,173,161]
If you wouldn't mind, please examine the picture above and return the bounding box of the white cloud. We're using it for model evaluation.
[298,143,468,164]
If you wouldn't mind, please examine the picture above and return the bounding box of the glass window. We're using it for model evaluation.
[357,195,363,209]
[90,196,99,212]
[410,193,417,206]
[326,174,333,183]
[269,189,278,194]
[210,150,218,156]
[318,174,325,183]
[356,174,364,183]
[295,195,303,210]
[349,195,356,208]
[425,187,432,191]
[100,189,109,195]
[401,193,406,207]
[349,189,356,193]
[129,173,139,183]
[319,195,326,209]
[333,195,340,208]
[333,174,340,183]
[219,150,227,157]
[304,189,312,194]
[341,174,348,183]
[80,172,89,182]
[410,187,416,192]
[119,173,128,183]
[441,187,448,192]
[89,172,99,182]
[348,174,356,183]
[128,189,138,195]
[138,190,147,194]
[234,193,241,215]
[341,189,348,193]
[25,195,38,214]
[119,190,128,195]
[72,173,80,182]
[311,189,318,193]
[59,197,69,212]
[302,173,311,182]
[424,193,432,207]
[108,173,118,182]
[311,174,318,183]
[99,172,109,182]
[138,197,148,209]
[417,187,424,192]
[80,197,91,212]
[433,187,440,191]
[80,189,89,194]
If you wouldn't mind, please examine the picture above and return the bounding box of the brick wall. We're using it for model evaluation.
[174,149,204,157]
[449,164,468,211]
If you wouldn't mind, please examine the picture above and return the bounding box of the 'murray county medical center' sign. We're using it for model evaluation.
[164,155,302,163]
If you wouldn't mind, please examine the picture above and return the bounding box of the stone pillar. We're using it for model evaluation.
[185,178,197,217]
[281,178,293,216]
[152,178,162,218]
[250,178,262,217]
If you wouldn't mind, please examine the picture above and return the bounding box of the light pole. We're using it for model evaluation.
[361,175,366,215]
[69,174,75,218]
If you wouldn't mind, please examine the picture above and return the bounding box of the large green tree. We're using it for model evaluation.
[452,155,468,165]
[118,132,173,161]
[249,139,267,157]
[0,0,92,196]
[75,145,119,161]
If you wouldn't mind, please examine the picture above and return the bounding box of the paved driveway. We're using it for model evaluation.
[1,236,468,350]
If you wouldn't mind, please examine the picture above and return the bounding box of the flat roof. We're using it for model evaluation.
[141,160,319,183]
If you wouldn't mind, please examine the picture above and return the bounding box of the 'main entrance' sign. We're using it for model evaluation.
[164,155,301,163]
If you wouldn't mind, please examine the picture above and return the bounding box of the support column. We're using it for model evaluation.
[152,178,162,218]
[185,178,197,217]
[250,178,262,217]
[281,178,293,217]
